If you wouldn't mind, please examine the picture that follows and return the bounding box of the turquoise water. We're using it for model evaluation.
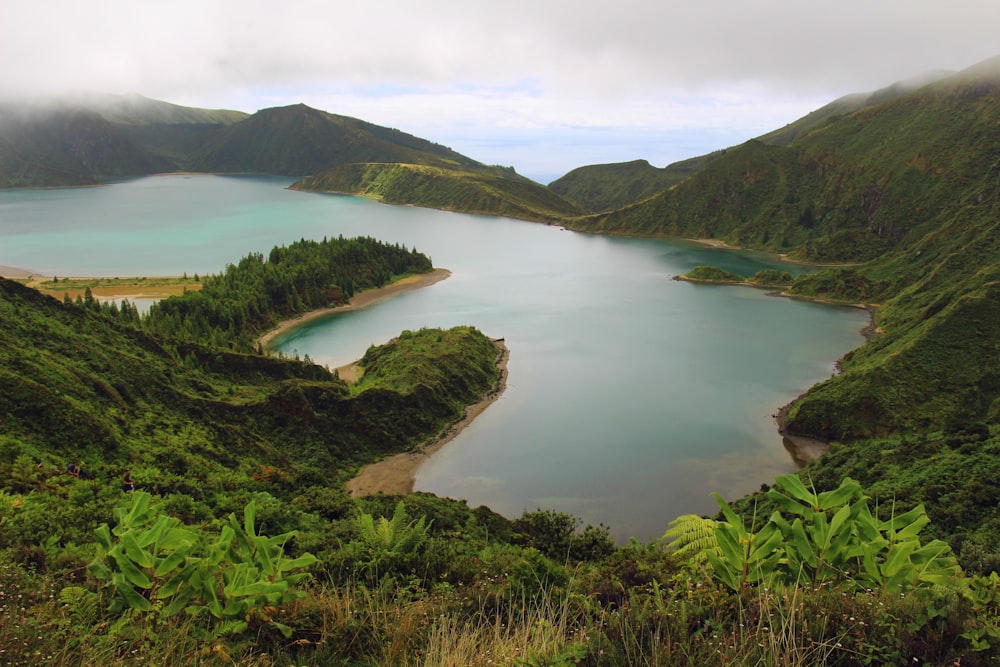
[0,175,868,540]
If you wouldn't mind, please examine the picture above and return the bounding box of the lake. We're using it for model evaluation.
[0,174,868,540]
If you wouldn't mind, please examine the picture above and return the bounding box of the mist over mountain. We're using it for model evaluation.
[548,69,956,214]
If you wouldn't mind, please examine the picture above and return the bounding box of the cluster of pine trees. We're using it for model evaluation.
[68,236,432,352]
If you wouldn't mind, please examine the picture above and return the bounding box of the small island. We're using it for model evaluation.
[675,264,793,288]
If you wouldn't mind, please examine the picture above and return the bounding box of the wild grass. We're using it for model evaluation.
[2,555,988,667]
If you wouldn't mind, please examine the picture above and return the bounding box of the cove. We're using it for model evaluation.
[0,174,869,541]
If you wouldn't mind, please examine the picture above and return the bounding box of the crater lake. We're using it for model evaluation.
[0,174,869,540]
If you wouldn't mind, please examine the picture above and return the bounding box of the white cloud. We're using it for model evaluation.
[3,0,998,178]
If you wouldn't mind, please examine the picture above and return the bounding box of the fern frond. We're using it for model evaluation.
[662,514,720,566]
[59,586,100,625]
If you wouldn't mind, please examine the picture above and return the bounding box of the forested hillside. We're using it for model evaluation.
[140,236,432,351]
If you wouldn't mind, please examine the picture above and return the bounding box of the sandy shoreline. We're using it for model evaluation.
[773,402,830,466]
[257,268,451,349]
[345,339,509,497]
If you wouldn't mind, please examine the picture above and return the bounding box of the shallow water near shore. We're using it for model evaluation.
[1,174,869,541]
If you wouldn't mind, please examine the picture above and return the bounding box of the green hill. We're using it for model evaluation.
[755,69,952,147]
[547,156,717,213]
[571,57,1000,261]
[188,103,493,177]
[72,92,248,126]
[551,71,951,213]
[0,107,175,187]
[292,162,583,221]
[0,96,247,187]
[0,98,500,187]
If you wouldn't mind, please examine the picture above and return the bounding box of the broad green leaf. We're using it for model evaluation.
[159,526,197,552]
[136,514,171,550]
[116,581,152,611]
[253,535,275,576]
[859,542,883,583]
[205,588,223,619]
[885,504,931,542]
[154,544,193,578]
[788,518,817,569]
[272,621,294,639]
[243,500,257,538]
[94,523,113,550]
[121,532,154,569]
[826,516,856,565]
[882,540,920,578]
[226,562,253,590]
[815,478,862,511]
[158,561,198,599]
[227,514,253,560]
[227,581,287,598]
[827,504,852,540]
[772,474,817,508]
[714,524,745,568]
[706,551,740,591]
[283,572,312,587]
[909,540,960,586]
[851,501,881,542]
[111,548,152,589]
[748,523,782,564]
[809,510,831,550]
[119,491,152,534]
[713,493,749,539]
[277,553,318,572]
[87,560,112,581]
[209,526,237,565]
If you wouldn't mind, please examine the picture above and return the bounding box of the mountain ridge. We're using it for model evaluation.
[549,68,955,213]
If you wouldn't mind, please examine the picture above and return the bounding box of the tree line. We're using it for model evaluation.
[72,235,433,352]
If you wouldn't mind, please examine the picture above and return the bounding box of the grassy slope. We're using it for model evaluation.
[293,162,584,221]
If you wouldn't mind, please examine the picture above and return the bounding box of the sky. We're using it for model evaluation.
[2,0,999,183]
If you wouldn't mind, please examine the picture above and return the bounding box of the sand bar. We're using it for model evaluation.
[345,339,508,497]
[257,268,451,349]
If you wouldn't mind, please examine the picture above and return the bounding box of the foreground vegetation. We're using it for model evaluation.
[5,59,1000,664]
[3,471,999,665]
[3,236,1000,664]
